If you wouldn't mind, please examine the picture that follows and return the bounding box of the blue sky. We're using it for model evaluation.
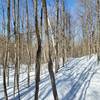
[46,0,76,14]
[65,0,77,16]
[65,0,76,8]
[0,0,77,33]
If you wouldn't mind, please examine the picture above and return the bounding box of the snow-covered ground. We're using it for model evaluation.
[0,55,100,100]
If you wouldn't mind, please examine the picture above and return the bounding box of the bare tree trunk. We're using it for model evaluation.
[1,1,8,99]
[3,69,8,100]
[42,0,59,99]
[3,43,8,100]
[13,0,20,99]
[55,0,59,73]
[62,0,65,67]
[6,0,11,87]
[16,0,20,98]
[40,7,43,39]
[34,0,42,100]
[7,51,9,86]
[26,0,31,87]
[2,0,11,99]
[96,0,100,63]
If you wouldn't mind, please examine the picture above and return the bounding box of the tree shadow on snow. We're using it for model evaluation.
[10,82,35,100]
[62,61,96,100]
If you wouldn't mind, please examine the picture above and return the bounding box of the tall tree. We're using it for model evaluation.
[55,0,59,73]
[62,0,65,66]
[26,0,31,87]
[16,0,20,98]
[34,0,42,100]
[42,0,59,99]
[13,0,20,99]
[2,0,11,99]
[96,0,100,62]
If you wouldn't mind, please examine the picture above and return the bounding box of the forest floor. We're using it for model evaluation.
[0,54,100,100]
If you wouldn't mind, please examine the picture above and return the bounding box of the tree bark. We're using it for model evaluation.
[34,0,42,100]
[42,0,59,99]
[96,0,100,63]
[13,0,20,99]
[55,0,59,73]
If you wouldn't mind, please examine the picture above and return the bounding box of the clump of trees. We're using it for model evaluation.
[0,0,100,100]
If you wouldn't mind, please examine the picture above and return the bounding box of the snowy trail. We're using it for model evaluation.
[0,55,100,100]
[64,57,97,100]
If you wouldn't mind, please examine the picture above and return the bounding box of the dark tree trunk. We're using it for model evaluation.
[62,0,65,67]
[34,0,42,100]
[3,47,8,100]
